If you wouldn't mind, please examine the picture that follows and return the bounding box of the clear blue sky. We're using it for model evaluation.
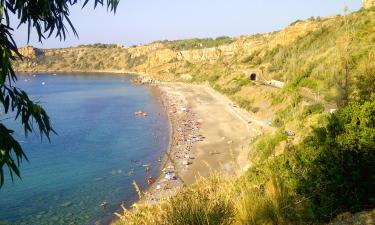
[12,0,362,48]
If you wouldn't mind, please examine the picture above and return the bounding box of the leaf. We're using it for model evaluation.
[4,95,9,113]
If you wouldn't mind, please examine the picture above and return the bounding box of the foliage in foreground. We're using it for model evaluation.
[291,99,375,221]
[0,0,119,187]
[115,99,375,225]
[114,175,234,225]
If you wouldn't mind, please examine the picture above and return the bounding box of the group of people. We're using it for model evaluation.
[167,97,201,172]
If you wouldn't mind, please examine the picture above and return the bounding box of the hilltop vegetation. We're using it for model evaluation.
[15,7,375,225]
[161,36,234,51]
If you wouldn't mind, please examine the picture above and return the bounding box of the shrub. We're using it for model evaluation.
[235,97,254,112]
[291,99,375,222]
[114,174,234,225]
[163,176,234,225]
[165,37,234,51]
[254,129,287,162]
[301,103,324,118]
[234,176,306,225]
[234,77,252,87]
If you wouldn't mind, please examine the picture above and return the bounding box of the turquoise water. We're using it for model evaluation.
[0,73,170,225]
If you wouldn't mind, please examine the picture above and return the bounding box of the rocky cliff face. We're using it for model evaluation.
[18,45,42,59]
[363,0,375,9]
[14,14,340,77]
[123,18,325,69]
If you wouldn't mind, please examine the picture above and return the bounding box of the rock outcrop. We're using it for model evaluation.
[18,46,42,59]
[13,12,350,78]
[363,0,375,9]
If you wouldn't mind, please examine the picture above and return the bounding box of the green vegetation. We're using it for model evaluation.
[114,8,375,225]
[301,102,325,118]
[251,129,287,161]
[12,6,375,224]
[162,36,234,51]
[77,43,119,48]
[292,100,375,220]
[255,8,375,106]
[115,99,375,225]
[17,8,375,109]
[114,175,234,225]
[234,97,259,113]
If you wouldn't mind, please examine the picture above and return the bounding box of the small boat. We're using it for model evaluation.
[134,111,143,116]
[41,82,46,85]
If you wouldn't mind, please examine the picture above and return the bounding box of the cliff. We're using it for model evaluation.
[15,15,335,78]
[18,45,42,59]
[363,0,375,9]
[15,7,375,105]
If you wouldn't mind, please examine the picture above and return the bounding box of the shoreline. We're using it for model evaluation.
[128,82,258,207]
[15,69,151,78]
[136,84,197,205]
[15,71,257,223]
[16,70,157,85]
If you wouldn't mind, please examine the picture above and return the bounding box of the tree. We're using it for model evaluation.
[0,0,119,187]
[291,99,375,221]
[335,6,353,107]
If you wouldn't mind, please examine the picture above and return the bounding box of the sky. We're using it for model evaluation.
[11,0,362,48]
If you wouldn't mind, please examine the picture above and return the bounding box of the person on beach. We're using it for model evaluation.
[100,201,109,209]
[147,176,155,185]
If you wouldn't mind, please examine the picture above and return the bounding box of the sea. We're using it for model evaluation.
[0,73,170,225]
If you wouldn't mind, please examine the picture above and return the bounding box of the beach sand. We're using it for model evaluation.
[139,82,265,205]
[159,83,257,184]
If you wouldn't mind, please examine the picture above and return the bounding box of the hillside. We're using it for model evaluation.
[15,6,375,225]
[17,8,375,104]
[16,7,375,142]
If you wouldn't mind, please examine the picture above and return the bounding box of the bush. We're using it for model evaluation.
[291,99,375,221]
[235,176,306,225]
[165,37,234,51]
[254,129,287,162]
[299,78,318,90]
[163,176,233,225]
[235,97,260,113]
[301,103,324,117]
[208,74,220,84]
[114,175,234,225]
[234,77,252,87]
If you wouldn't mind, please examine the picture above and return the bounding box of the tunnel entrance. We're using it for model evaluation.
[250,73,257,81]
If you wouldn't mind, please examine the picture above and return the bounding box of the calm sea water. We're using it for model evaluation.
[0,73,170,225]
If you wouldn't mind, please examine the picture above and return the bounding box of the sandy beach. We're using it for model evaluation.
[140,82,263,204]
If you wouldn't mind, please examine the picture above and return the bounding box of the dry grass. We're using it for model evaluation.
[113,174,234,225]
[233,176,306,225]
[113,172,306,225]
